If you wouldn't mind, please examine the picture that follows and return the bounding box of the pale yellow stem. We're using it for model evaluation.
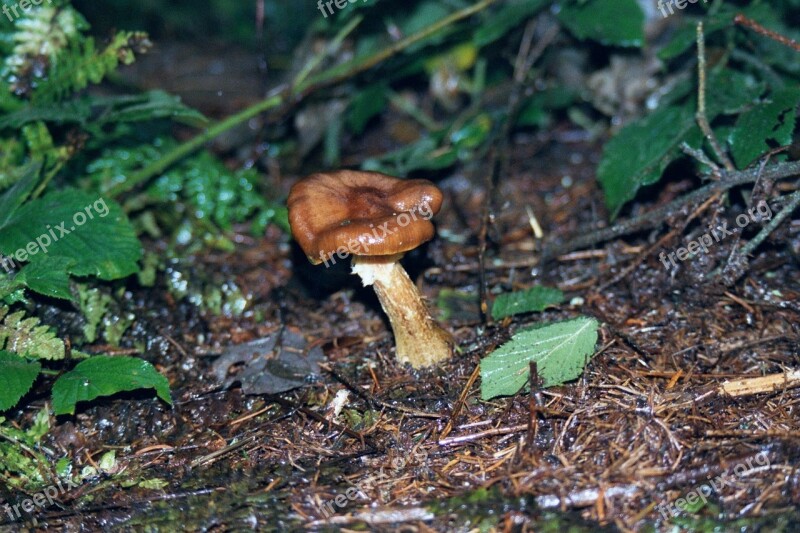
[352,255,452,368]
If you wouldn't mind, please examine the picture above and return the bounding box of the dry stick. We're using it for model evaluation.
[540,160,800,259]
[438,423,527,446]
[108,0,499,197]
[325,366,444,419]
[735,13,800,52]
[718,368,800,397]
[737,188,800,259]
[709,188,800,280]
[439,364,481,442]
[526,361,543,452]
[681,142,720,172]
[695,22,735,173]
[307,507,433,526]
[595,191,722,292]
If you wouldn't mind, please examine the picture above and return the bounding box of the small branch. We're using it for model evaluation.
[695,22,734,172]
[735,13,800,52]
[680,141,720,174]
[438,423,527,446]
[710,188,800,280]
[738,188,800,258]
[540,160,800,259]
[439,364,481,441]
[718,368,800,397]
[307,507,433,526]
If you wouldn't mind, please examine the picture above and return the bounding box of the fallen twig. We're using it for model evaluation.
[438,423,527,445]
[718,368,800,397]
[695,22,734,172]
[306,506,433,527]
[735,13,800,52]
[534,484,641,509]
[540,160,800,259]
[439,364,481,441]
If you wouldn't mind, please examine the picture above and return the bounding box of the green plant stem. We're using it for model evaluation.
[293,15,363,90]
[31,157,66,200]
[107,92,284,197]
[107,0,498,198]
[297,0,497,94]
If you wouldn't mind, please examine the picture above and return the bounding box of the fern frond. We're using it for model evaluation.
[31,31,151,104]
[2,6,86,96]
[0,306,66,360]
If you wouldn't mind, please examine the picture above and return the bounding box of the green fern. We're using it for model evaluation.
[0,305,65,360]
[2,5,86,93]
[32,31,151,104]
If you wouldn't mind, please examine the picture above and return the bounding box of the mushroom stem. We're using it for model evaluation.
[351,255,453,368]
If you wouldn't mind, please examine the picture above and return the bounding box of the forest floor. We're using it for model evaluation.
[2,37,799,533]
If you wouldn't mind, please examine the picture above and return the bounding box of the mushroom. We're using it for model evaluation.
[287,170,453,368]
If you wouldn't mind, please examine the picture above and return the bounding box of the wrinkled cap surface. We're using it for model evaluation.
[288,170,443,264]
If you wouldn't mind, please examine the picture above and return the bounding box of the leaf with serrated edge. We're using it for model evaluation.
[15,257,75,300]
[0,189,141,280]
[730,88,800,169]
[52,356,171,415]
[0,351,41,411]
[481,317,598,400]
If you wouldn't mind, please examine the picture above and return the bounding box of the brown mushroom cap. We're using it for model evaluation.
[288,170,443,264]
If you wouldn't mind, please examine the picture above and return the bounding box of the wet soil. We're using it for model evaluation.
[1,39,799,533]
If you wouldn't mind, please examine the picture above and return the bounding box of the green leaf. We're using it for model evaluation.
[0,160,41,227]
[0,306,66,360]
[492,286,564,320]
[0,189,142,280]
[51,356,172,415]
[481,317,598,400]
[558,0,644,47]
[0,91,206,130]
[14,257,74,300]
[474,0,549,47]
[347,85,387,135]
[98,90,208,127]
[706,70,765,117]
[658,7,732,61]
[517,88,577,127]
[0,351,41,411]
[597,69,765,216]
[400,2,453,51]
[598,105,699,218]
[0,100,92,130]
[730,88,800,169]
